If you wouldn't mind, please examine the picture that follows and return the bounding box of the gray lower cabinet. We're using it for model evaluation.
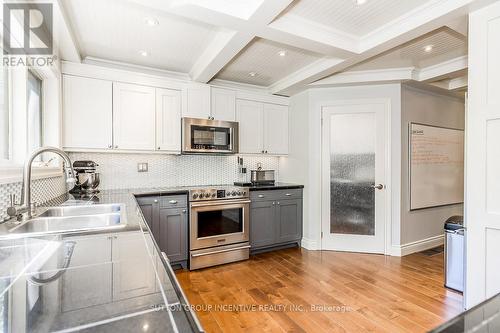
[250,201,276,248]
[158,208,188,263]
[276,199,302,243]
[250,189,303,252]
[137,195,188,265]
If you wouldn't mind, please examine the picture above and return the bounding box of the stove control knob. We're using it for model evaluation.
[192,193,198,199]
[211,193,216,198]
[227,192,231,196]
[231,191,237,196]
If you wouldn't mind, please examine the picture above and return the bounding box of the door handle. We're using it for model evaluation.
[371,184,385,190]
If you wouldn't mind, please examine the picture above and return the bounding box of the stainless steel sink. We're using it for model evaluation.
[38,204,122,217]
[7,204,127,237]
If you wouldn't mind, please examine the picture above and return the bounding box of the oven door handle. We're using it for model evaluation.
[191,245,251,257]
[190,199,251,208]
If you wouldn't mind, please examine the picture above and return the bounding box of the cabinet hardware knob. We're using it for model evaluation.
[154,199,158,203]
[285,193,292,196]
[114,236,118,239]
[272,201,275,205]
[157,147,161,150]
[169,200,178,204]
[265,150,268,154]
[182,209,186,213]
[114,145,118,149]
[258,195,264,198]
[261,150,264,153]
[277,202,280,205]
[108,144,112,148]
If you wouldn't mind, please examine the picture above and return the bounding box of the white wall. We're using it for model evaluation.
[400,85,465,245]
[281,84,402,251]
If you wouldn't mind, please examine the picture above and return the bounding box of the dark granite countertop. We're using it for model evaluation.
[241,182,304,191]
[0,188,201,333]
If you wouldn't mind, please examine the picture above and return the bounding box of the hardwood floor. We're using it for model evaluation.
[175,247,463,333]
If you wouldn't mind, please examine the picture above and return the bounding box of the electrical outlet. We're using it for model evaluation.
[137,163,148,172]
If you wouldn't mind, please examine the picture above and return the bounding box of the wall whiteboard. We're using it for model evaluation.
[410,123,464,210]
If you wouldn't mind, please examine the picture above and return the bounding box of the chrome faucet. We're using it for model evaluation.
[7,146,76,220]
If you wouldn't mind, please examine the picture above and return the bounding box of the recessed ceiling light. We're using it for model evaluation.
[139,50,149,57]
[278,50,287,57]
[356,0,367,5]
[144,17,159,26]
[424,44,434,53]
[248,72,257,77]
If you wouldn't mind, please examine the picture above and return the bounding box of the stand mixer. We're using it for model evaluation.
[69,160,100,195]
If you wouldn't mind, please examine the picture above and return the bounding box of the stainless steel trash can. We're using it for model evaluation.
[444,215,464,293]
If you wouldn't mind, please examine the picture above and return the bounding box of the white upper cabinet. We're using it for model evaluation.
[211,87,236,121]
[156,88,181,152]
[236,99,289,155]
[113,82,156,150]
[264,104,289,155]
[236,99,264,154]
[182,83,211,119]
[63,75,113,149]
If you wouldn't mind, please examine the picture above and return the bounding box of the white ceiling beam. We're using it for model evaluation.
[189,30,253,82]
[264,14,359,56]
[449,76,468,90]
[309,67,415,87]
[416,55,468,81]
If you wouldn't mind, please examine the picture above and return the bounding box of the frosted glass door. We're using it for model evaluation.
[330,113,375,235]
[321,100,387,254]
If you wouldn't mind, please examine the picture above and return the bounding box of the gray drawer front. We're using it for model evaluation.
[250,189,302,202]
[159,195,187,208]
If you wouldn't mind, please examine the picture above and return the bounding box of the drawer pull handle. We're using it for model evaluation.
[169,200,178,204]
[285,193,292,196]
[258,195,264,198]
[191,245,251,257]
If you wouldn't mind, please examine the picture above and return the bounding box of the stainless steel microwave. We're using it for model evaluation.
[182,117,239,154]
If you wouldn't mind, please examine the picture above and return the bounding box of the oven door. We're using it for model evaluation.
[190,199,250,250]
[182,118,239,154]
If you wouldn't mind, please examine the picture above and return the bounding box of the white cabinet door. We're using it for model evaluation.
[182,83,211,119]
[61,235,112,312]
[113,82,155,150]
[156,88,181,152]
[211,87,236,121]
[63,75,113,149]
[264,104,289,155]
[236,99,264,154]
[112,232,156,301]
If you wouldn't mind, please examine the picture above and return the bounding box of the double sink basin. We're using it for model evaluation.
[7,203,127,237]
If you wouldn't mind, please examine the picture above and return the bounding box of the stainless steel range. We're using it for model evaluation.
[189,186,250,270]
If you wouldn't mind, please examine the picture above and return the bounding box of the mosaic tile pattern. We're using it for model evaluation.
[68,153,281,190]
[0,175,66,221]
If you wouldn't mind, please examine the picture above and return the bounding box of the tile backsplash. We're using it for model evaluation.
[0,175,66,221]
[68,153,281,190]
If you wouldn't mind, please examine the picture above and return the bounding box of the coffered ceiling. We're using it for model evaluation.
[280,0,426,36]
[216,38,323,86]
[57,0,494,96]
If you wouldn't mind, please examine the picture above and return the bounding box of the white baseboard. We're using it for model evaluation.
[390,234,444,257]
[301,237,320,250]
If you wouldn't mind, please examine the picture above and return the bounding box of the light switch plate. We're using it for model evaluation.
[137,163,148,172]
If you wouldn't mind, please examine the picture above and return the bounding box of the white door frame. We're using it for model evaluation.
[319,98,392,255]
